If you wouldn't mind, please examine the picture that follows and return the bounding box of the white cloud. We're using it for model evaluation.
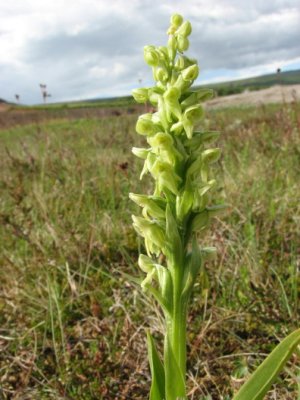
[0,0,299,104]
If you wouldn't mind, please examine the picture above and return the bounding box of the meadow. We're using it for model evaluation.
[0,100,299,399]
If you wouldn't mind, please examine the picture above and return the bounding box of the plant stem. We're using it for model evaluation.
[164,262,188,399]
[172,301,187,375]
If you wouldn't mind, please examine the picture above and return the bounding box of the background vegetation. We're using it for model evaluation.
[1,68,300,110]
[0,98,299,399]
[207,68,300,97]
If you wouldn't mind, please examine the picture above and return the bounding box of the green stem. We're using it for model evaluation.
[164,263,188,399]
[171,300,187,375]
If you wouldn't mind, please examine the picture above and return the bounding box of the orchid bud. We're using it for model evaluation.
[144,45,159,67]
[175,56,186,71]
[159,171,181,195]
[167,25,177,35]
[168,35,177,61]
[175,55,195,71]
[132,215,166,250]
[192,181,217,212]
[176,21,192,37]
[170,121,184,135]
[151,161,182,195]
[182,105,204,139]
[148,87,162,106]
[173,73,191,92]
[158,46,169,62]
[182,64,199,82]
[139,151,156,180]
[149,132,182,165]
[132,147,151,159]
[145,152,157,172]
[154,67,169,83]
[177,35,189,52]
[171,14,183,28]
[129,193,166,219]
[201,148,221,164]
[191,210,209,232]
[144,237,161,257]
[136,113,158,136]
[148,131,173,148]
[151,112,162,125]
[138,254,156,273]
[163,86,182,120]
[132,88,149,103]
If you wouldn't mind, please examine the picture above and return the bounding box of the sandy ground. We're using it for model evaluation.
[207,84,300,108]
[0,103,9,112]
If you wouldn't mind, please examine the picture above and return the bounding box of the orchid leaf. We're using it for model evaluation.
[147,331,165,400]
[233,328,300,400]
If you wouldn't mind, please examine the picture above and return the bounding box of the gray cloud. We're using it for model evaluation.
[1,0,300,104]
[191,17,300,70]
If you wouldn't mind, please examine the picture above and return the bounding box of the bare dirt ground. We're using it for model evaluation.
[0,103,9,112]
[207,84,300,108]
[0,104,140,129]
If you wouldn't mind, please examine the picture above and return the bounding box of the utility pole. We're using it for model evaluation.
[39,83,51,104]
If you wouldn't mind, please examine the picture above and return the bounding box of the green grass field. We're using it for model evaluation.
[0,101,299,399]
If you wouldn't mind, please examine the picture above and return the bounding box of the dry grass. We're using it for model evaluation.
[0,101,299,399]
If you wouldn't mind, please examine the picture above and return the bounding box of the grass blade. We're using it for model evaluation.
[233,328,300,400]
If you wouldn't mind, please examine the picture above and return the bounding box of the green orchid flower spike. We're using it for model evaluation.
[130,13,300,400]
[131,14,222,400]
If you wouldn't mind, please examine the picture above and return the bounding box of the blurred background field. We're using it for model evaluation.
[0,93,299,399]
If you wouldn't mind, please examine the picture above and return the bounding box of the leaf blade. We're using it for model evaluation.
[233,328,300,400]
[147,331,165,400]
[164,336,186,399]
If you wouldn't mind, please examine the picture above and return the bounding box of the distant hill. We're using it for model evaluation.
[198,69,300,96]
[84,68,300,105]
[11,68,300,110]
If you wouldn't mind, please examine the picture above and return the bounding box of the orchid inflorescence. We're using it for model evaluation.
[130,13,224,400]
[130,13,300,400]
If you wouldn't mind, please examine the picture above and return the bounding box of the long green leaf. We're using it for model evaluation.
[233,328,300,400]
[164,336,186,400]
[147,331,165,400]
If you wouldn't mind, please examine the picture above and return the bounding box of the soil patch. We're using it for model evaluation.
[207,84,300,108]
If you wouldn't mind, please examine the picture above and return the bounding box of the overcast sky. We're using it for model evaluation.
[1,0,300,104]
